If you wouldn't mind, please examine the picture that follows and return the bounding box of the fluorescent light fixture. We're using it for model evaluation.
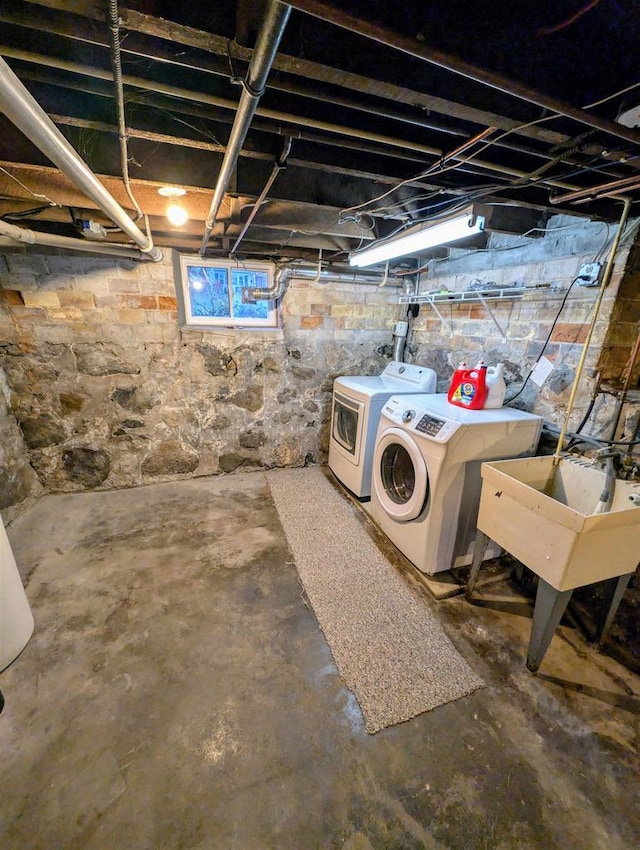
[349,211,485,268]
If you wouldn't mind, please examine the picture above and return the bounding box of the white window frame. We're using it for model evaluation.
[173,253,278,330]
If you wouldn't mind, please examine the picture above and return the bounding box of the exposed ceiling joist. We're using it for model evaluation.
[0,0,638,264]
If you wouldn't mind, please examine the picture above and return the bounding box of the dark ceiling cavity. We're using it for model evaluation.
[0,0,639,268]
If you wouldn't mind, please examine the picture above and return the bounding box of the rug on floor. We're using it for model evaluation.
[266,468,484,734]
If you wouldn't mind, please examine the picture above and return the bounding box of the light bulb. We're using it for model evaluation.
[166,203,188,226]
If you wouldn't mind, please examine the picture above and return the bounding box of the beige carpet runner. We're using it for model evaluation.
[266,468,483,733]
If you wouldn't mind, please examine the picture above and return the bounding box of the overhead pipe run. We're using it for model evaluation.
[200,1,292,255]
[0,220,160,261]
[1,47,587,192]
[287,263,406,286]
[0,55,162,261]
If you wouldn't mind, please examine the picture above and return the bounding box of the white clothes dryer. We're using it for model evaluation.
[329,361,437,499]
[370,394,543,574]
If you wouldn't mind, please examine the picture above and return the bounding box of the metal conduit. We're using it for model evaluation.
[0,55,162,260]
[285,0,640,148]
[108,0,143,221]
[200,1,292,255]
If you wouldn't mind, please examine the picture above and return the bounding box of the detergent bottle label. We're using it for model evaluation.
[452,381,477,406]
[447,365,488,409]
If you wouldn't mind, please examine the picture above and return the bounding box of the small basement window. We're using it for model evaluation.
[173,253,278,330]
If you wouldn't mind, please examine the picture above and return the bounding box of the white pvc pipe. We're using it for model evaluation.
[0,55,162,261]
[0,220,161,261]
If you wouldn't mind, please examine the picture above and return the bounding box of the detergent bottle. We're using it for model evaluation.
[447,360,488,409]
[484,363,506,409]
[449,359,467,393]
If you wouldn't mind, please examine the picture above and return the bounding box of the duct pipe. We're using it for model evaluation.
[0,220,160,261]
[0,56,162,260]
[230,136,292,256]
[243,265,292,302]
[285,1,640,147]
[392,320,409,362]
[200,1,291,255]
[288,264,405,285]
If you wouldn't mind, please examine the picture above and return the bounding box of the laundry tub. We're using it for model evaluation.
[0,517,34,672]
[477,455,640,591]
[469,455,640,671]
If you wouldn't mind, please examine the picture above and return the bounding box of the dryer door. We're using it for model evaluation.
[332,391,364,463]
[373,427,429,521]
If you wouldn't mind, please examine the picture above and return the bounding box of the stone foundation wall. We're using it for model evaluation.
[1,222,639,672]
[407,216,639,444]
[0,363,43,523]
[0,251,402,496]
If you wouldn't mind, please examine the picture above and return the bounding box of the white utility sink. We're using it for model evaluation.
[476,455,640,592]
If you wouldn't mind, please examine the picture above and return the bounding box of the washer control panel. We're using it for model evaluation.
[382,397,461,442]
[415,414,445,436]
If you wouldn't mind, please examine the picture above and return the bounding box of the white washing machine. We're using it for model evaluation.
[329,361,437,499]
[370,394,543,574]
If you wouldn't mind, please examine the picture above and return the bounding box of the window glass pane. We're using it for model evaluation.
[187,266,230,318]
[231,268,269,320]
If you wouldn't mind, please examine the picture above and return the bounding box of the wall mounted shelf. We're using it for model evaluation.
[399,287,526,342]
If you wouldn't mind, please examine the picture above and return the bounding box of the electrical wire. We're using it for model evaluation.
[504,218,640,408]
[505,276,581,405]
[0,166,60,207]
[585,80,640,110]
[339,66,640,223]
[1,204,52,221]
[536,0,603,36]
[108,0,143,221]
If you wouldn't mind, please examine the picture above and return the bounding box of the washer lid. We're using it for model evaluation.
[334,364,437,401]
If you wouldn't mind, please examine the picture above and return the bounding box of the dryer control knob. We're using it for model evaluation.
[402,409,415,423]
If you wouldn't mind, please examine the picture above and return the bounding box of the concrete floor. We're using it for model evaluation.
[1,470,639,850]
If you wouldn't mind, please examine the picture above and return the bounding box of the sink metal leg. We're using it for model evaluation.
[594,572,633,647]
[526,579,573,673]
[465,530,490,600]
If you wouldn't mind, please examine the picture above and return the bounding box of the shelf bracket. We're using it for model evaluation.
[427,297,453,336]
[477,294,508,343]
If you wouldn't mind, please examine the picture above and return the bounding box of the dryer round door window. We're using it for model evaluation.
[373,428,429,521]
